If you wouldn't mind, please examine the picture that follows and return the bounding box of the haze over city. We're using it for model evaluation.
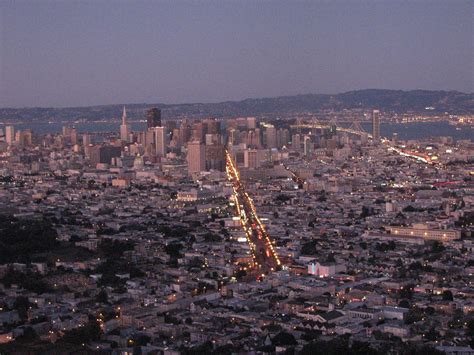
[1,0,473,108]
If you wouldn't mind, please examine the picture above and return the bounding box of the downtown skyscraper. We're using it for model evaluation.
[372,109,380,141]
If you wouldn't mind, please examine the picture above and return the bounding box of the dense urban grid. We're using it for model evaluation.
[0,108,473,354]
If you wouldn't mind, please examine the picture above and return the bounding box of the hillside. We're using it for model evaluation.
[1,89,472,122]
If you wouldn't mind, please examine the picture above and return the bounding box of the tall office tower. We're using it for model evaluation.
[62,126,77,146]
[247,117,256,129]
[276,129,282,149]
[167,120,177,133]
[179,120,192,144]
[205,133,220,146]
[187,141,206,174]
[146,108,161,129]
[254,128,262,148]
[5,126,15,145]
[170,128,181,149]
[326,138,337,150]
[62,126,71,137]
[70,128,78,145]
[247,130,257,147]
[292,134,301,152]
[244,149,260,169]
[192,122,204,143]
[153,126,167,157]
[276,128,289,148]
[136,131,146,145]
[304,135,313,156]
[62,126,72,146]
[228,128,238,146]
[20,130,32,146]
[205,144,226,171]
[236,117,247,129]
[265,125,277,149]
[83,133,91,147]
[392,132,398,144]
[89,145,122,167]
[372,109,380,141]
[144,128,155,157]
[203,118,220,135]
[120,106,131,142]
[83,134,91,157]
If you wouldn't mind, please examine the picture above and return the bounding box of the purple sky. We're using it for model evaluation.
[1,0,472,108]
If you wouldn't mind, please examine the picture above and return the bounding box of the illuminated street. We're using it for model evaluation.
[225,150,281,274]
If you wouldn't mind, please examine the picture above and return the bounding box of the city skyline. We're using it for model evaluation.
[0,110,472,353]
[0,1,473,353]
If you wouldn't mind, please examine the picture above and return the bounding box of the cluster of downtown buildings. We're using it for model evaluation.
[0,108,473,354]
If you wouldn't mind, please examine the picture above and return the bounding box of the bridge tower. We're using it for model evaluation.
[350,120,366,134]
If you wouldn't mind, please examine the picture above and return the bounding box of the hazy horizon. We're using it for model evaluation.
[1,1,472,108]
[1,87,473,110]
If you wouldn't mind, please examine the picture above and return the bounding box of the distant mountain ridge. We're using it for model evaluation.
[1,89,473,122]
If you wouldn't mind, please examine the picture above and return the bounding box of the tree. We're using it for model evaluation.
[129,334,151,346]
[400,344,444,355]
[69,234,82,243]
[300,336,380,355]
[59,321,102,345]
[442,290,454,301]
[403,205,417,212]
[184,341,213,354]
[164,243,183,258]
[431,241,445,253]
[235,269,247,278]
[0,215,58,263]
[398,300,410,308]
[203,233,222,243]
[13,296,31,321]
[466,319,474,337]
[301,240,318,255]
[96,289,108,304]
[360,206,373,218]
[16,327,38,343]
[275,194,291,203]
[1,270,52,294]
[425,327,440,341]
[404,307,423,325]
[189,257,204,268]
[399,284,414,300]
[98,239,134,257]
[272,331,297,346]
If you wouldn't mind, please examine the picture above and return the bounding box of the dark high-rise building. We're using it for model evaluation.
[147,108,162,129]
[89,145,122,167]
[205,144,226,171]
[372,109,380,141]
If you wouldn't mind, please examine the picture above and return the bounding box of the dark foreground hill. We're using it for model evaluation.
[1,89,472,122]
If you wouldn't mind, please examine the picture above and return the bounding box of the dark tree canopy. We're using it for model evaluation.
[0,215,58,263]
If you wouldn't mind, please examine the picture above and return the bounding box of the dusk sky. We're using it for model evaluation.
[1,0,472,108]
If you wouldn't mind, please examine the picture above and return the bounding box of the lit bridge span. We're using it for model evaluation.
[290,123,373,139]
[290,122,435,165]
